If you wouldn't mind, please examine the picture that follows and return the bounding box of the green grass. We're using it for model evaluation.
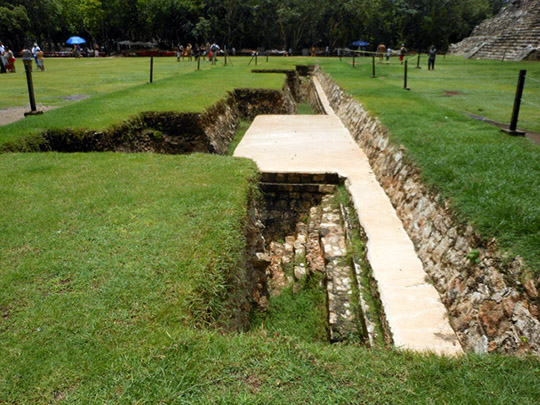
[0,153,260,400]
[312,56,540,273]
[0,59,285,148]
[227,120,252,155]
[297,102,318,115]
[251,272,329,344]
[0,57,213,109]
[319,55,540,132]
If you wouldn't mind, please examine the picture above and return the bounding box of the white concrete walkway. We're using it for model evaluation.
[234,104,462,355]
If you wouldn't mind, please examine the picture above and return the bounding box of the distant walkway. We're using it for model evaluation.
[0,105,58,127]
[235,97,462,355]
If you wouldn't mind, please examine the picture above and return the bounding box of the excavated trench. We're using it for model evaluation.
[9,64,536,353]
[251,172,389,345]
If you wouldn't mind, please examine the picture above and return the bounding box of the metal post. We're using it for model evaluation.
[224,51,227,66]
[197,55,201,70]
[23,63,42,116]
[403,60,410,90]
[503,69,526,136]
[255,53,258,66]
[150,56,154,83]
[353,54,356,68]
[416,53,421,69]
[371,55,376,78]
[266,52,269,62]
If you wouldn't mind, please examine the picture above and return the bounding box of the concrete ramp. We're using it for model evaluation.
[234,114,463,356]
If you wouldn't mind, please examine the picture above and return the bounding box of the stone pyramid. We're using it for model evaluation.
[450,0,539,61]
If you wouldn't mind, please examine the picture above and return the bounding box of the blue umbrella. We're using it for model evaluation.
[350,40,369,47]
[66,36,86,45]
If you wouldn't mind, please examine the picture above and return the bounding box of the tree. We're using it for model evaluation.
[0,3,30,50]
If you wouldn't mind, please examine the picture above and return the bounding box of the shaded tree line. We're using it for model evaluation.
[0,0,508,52]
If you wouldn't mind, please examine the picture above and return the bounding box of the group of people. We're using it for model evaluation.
[376,43,409,63]
[177,42,222,61]
[0,42,45,74]
[376,43,437,69]
[0,41,16,73]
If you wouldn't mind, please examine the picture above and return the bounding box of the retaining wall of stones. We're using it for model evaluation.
[314,66,540,354]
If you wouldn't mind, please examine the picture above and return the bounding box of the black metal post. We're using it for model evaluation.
[503,69,526,136]
[416,53,421,69]
[23,63,42,116]
[403,60,410,90]
[353,54,356,68]
[266,52,269,62]
[197,55,201,70]
[224,51,227,66]
[371,55,376,78]
[150,57,154,83]
[255,53,258,66]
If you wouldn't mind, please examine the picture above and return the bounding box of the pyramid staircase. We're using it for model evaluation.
[452,0,540,61]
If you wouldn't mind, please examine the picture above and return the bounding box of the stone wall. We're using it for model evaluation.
[259,172,340,241]
[314,67,540,354]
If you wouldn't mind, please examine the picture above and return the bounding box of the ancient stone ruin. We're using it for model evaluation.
[450,0,540,61]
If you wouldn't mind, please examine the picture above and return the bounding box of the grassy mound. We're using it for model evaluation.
[0,153,261,399]
[0,62,285,149]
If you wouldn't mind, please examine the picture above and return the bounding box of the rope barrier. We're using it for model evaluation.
[521,99,540,109]
[526,77,540,83]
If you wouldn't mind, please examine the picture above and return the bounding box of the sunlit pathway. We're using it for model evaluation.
[234,110,463,356]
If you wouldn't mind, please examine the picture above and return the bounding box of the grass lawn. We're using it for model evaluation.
[319,54,540,133]
[0,58,285,148]
[0,57,205,109]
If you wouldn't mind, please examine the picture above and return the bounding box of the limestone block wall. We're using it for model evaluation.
[314,67,540,354]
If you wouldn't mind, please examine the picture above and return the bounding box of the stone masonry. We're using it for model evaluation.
[314,67,540,354]
[450,0,540,61]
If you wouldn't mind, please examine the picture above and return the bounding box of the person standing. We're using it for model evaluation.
[0,41,7,73]
[386,47,392,62]
[325,46,329,57]
[210,42,219,61]
[377,43,386,62]
[36,49,45,71]
[399,44,407,64]
[32,43,41,67]
[176,43,183,61]
[428,46,437,70]
[6,47,15,72]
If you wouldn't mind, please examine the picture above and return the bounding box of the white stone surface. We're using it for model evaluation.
[234,110,463,356]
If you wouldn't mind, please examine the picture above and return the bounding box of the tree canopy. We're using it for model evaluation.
[0,0,507,51]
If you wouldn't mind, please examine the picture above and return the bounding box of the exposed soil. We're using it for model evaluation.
[443,90,463,96]
[63,94,89,101]
[0,105,59,127]
[464,111,540,145]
